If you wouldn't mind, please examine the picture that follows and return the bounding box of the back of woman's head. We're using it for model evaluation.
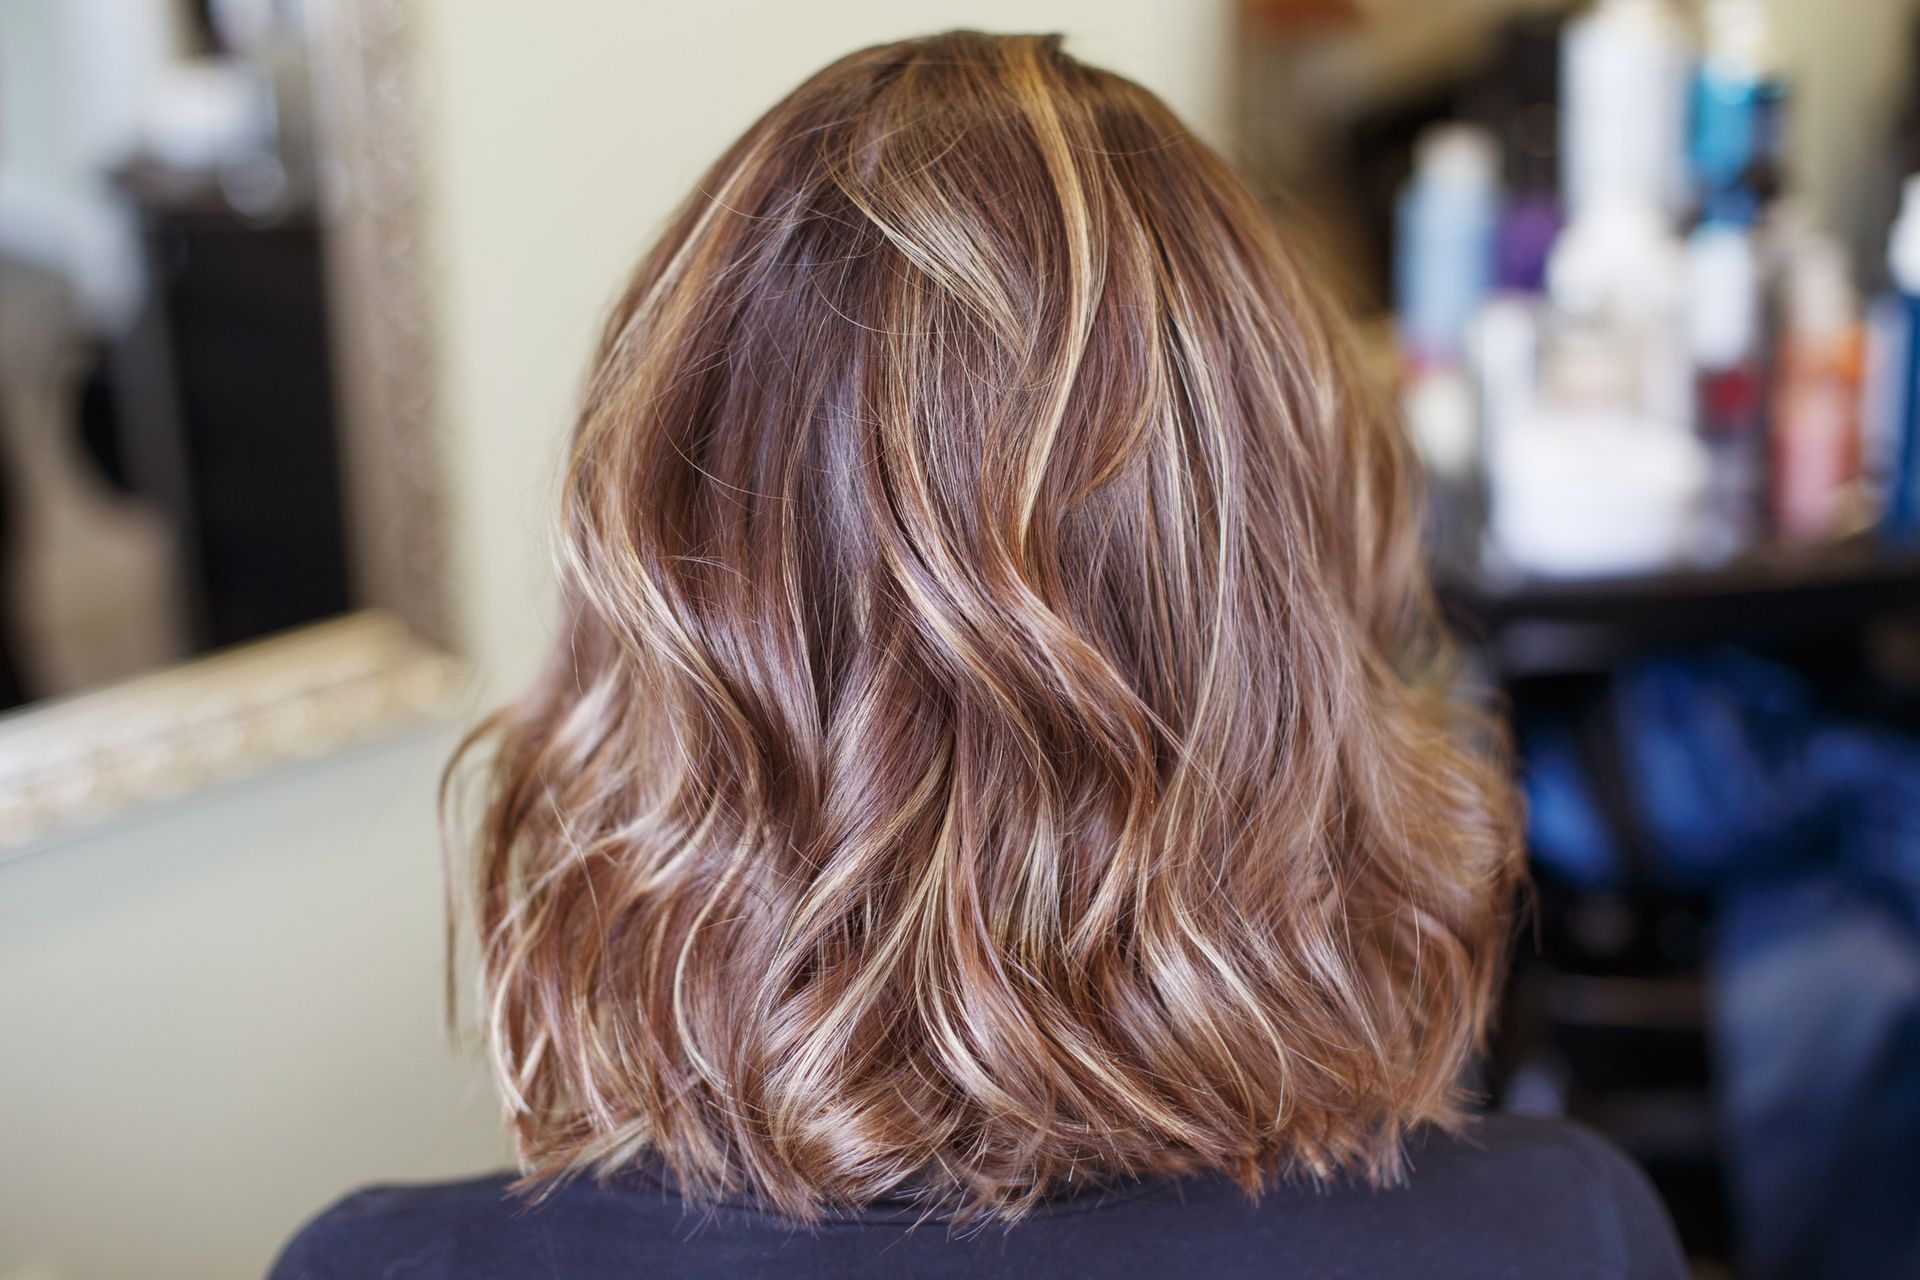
[458,29,1522,1223]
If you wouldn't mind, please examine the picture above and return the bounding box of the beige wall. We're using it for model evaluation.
[1769,0,1920,270]
[0,5,1231,1278]
[0,728,506,1280]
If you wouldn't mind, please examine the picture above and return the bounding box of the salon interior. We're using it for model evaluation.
[2,1,1918,1276]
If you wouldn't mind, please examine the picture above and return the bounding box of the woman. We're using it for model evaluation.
[274,31,1683,1278]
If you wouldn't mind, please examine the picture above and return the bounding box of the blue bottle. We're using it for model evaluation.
[1395,124,1499,369]
[1866,176,1920,544]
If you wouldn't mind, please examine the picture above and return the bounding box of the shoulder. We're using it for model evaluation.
[1419,1111,1674,1207]
[1412,1109,1648,1176]
[1128,1113,1689,1280]
[1117,1113,1684,1280]
[268,1168,721,1279]
[267,1117,1686,1280]
[1386,1112,1688,1280]
[267,1173,541,1280]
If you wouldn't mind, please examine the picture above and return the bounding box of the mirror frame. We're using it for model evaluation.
[0,0,465,854]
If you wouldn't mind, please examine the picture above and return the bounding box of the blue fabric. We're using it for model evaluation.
[1518,652,1920,1277]
[1522,651,1920,903]
[1712,873,1920,1280]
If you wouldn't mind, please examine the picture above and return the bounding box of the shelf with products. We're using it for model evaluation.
[1434,541,1920,677]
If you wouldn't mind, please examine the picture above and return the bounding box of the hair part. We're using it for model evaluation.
[450,30,1522,1224]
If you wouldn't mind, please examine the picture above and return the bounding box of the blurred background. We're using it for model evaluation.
[1,1,1917,1277]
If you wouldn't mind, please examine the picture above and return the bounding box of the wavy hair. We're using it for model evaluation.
[451,30,1522,1223]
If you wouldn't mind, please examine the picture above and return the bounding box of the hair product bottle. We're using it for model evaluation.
[1560,0,1691,225]
[1395,125,1499,563]
[1687,216,1765,559]
[1772,234,1863,544]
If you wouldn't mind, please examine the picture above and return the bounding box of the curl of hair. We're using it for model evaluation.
[450,30,1523,1224]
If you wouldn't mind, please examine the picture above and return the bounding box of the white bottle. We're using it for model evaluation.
[1546,202,1693,436]
[1487,0,1707,578]
[1560,0,1692,225]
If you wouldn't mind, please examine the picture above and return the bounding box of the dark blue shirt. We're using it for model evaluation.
[269,1112,1685,1278]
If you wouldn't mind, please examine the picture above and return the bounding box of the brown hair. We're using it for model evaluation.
[451,30,1522,1223]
